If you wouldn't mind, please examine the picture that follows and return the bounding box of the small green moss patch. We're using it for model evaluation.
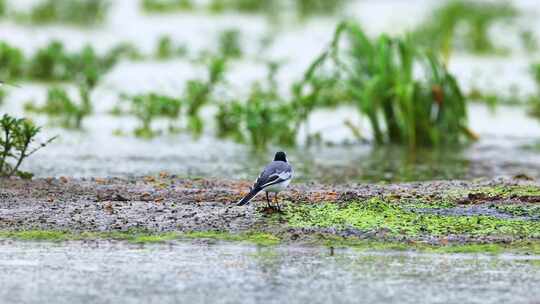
[470,185,540,199]
[0,230,280,246]
[284,198,540,238]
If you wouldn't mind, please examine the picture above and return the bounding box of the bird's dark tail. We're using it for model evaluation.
[237,187,262,206]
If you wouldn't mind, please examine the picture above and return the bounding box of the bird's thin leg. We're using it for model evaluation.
[266,192,272,208]
[274,193,281,211]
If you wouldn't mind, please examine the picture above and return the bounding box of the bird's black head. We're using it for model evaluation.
[274,151,287,162]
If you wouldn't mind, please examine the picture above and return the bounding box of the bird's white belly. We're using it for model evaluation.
[264,179,291,193]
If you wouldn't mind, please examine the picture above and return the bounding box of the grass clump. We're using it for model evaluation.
[141,0,193,13]
[526,63,540,118]
[0,114,56,178]
[295,0,348,19]
[0,40,133,84]
[302,21,474,148]
[27,41,116,84]
[414,0,518,58]
[20,0,110,26]
[209,0,276,14]
[183,56,227,135]
[0,42,25,81]
[219,29,243,59]
[284,198,540,238]
[216,62,297,149]
[209,0,348,19]
[25,87,93,129]
[154,35,188,60]
[0,88,6,106]
[120,93,182,138]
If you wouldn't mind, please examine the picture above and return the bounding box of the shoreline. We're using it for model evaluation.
[1,175,540,251]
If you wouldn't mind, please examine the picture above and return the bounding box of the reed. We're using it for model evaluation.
[299,21,473,148]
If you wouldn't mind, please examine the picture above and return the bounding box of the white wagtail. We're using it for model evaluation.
[237,151,293,208]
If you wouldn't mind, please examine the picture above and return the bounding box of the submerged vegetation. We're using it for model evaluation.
[0,114,55,178]
[413,0,518,58]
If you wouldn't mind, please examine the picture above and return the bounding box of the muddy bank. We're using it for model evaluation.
[1,176,540,245]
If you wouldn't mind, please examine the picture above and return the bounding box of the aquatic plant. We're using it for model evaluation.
[121,93,182,138]
[527,63,540,118]
[414,0,518,58]
[216,62,297,149]
[301,21,474,148]
[0,88,6,106]
[0,40,139,84]
[27,42,116,84]
[155,35,187,60]
[209,0,275,14]
[107,42,144,62]
[0,42,25,81]
[219,29,243,59]
[25,87,92,129]
[0,114,56,178]
[521,30,538,53]
[141,0,193,12]
[295,0,348,19]
[19,0,110,26]
[184,56,227,134]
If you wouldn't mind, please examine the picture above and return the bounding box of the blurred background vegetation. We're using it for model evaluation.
[1,0,540,182]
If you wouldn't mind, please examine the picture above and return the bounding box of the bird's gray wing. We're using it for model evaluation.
[254,161,292,189]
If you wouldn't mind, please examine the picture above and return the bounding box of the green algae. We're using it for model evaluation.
[0,230,280,246]
[1,229,540,254]
[493,204,540,217]
[469,185,540,199]
[284,198,540,238]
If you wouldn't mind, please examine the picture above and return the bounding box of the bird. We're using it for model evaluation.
[237,151,293,209]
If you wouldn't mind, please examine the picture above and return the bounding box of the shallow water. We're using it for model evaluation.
[0,241,538,304]
[2,0,540,182]
[9,104,540,183]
